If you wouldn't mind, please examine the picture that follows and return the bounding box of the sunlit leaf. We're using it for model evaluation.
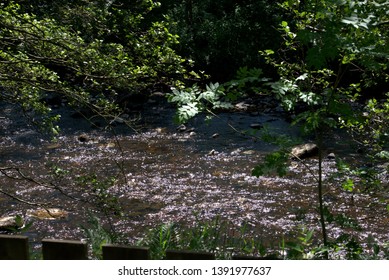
[342,178,354,192]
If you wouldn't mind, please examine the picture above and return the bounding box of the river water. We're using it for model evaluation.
[0,99,388,258]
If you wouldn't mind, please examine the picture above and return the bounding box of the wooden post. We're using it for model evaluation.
[0,234,29,260]
[42,239,88,260]
[166,249,215,260]
[102,244,149,260]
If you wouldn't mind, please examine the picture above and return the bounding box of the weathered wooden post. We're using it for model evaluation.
[0,234,29,260]
[42,239,88,260]
[102,244,149,260]
[166,249,215,260]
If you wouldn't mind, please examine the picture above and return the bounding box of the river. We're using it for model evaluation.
[0,98,388,258]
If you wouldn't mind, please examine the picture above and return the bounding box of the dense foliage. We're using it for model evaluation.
[259,0,389,174]
[155,0,282,81]
[0,0,190,135]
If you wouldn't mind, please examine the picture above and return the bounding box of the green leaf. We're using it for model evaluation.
[299,91,320,105]
[342,178,354,192]
[296,73,308,81]
[376,150,389,160]
[14,215,24,227]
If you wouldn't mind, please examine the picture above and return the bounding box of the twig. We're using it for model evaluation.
[0,166,80,201]
[205,108,248,137]
[0,188,48,207]
[289,152,320,183]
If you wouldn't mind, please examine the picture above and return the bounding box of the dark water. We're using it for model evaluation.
[0,102,388,257]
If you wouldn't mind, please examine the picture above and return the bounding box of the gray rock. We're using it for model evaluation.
[235,102,250,111]
[0,216,21,230]
[155,127,168,134]
[77,134,90,143]
[250,123,263,129]
[291,143,318,159]
[176,124,187,132]
[327,153,336,160]
[151,91,164,97]
[242,150,256,155]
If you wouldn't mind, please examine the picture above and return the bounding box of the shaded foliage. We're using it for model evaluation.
[0,0,191,135]
[156,0,283,81]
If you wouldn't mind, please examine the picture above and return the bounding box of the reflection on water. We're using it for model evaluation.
[0,103,387,255]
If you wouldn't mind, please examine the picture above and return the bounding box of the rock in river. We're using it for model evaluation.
[26,208,68,220]
[291,143,318,159]
[0,215,23,230]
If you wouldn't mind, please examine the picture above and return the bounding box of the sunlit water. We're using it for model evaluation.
[0,102,387,257]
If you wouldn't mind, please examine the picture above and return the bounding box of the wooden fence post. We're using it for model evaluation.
[102,244,149,260]
[166,249,215,260]
[42,239,88,260]
[0,234,29,260]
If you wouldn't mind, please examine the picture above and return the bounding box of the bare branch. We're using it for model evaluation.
[0,188,48,207]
